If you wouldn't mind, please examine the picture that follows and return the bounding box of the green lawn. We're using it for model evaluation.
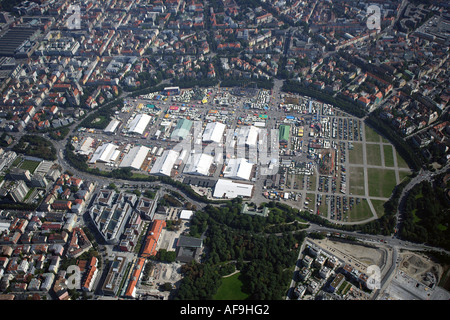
[318,197,328,217]
[349,166,365,196]
[306,173,316,191]
[366,144,382,166]
[293,174,304,190]
[348,142,364,165]
[371,199,387,218]
[347,199,373,222]
[305,193,315,210]
[12,156,22,167]
[365,125,381,143]
[213,272,249,300]
[399,170,411,183]
[19,160,41,174]
[395,150,409,169]
[367,168,397,198]
[383,144,394,167]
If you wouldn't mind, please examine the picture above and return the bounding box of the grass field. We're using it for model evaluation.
[371,199,387,218]
[288,174,295,189]
[349,166,365,196]
[395,150,409,169]
[348,142,364,164]
[347,199,373,222]
[318,196,328,217]
[294,174,304,190]
[399,170,411,183]
[12,156,22,167]
[19,159,41,174]
[366,144,382,166]
[213,272,249,300]
[306,173,316,191]
[365,125,381,143]
[305,193,315,210]
[383,144,395,167]
[367,168,397,198]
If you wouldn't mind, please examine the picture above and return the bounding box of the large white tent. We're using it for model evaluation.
[127,113,151,135]
[89,143,118,164]
[119,146,150,170]
[202,122,226,143]
[150,149,179,176]
[237,125,259,147]
[183,153,213,176]
[223,158,254,180]
[104,119,120,134]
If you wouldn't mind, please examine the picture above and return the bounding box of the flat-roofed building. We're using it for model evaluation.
[302,255,313,268]
[183,153,213,176]
[213,179,254,199]
[329,273,345,293]
[170,118,192,141]
[223,158,254,181]
[127,114,151,135]
[150,150,179,176]
[176,235,203,263]
[9,180,30,203]
[119,146,150,170]
[237,125,259,147]
[136,196,158,220]
[89,143,118,164]
[101,255,127,296]
[202,122,226,143]
[104,119,120,134]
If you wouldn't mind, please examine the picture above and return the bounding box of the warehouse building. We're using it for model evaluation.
[119,146,150,170]
[89,143,119,164]
[127,114,151,135]
[183,152,213,176]
[213,179,254,199]
[76,137,95,155]
[150,150,179,176]
[202,122,226,143]
[170,118,193,141]
[223,158,254,181]
[104,119,120,135]
[237,125,259,147]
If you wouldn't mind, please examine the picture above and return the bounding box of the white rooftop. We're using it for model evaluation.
[179,210,194,220]
[150,149,179,176]
[119,146,150,170]
[202,122,226,143]
[183,153,213,176]
[89,143,118,164]
[237,125,259,147]
[104,119,120,133]
[127,113,151,135]
[213,179,254,199]
[223,158,254,181]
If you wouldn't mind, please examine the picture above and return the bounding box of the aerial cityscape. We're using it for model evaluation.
[0,0,449,305]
